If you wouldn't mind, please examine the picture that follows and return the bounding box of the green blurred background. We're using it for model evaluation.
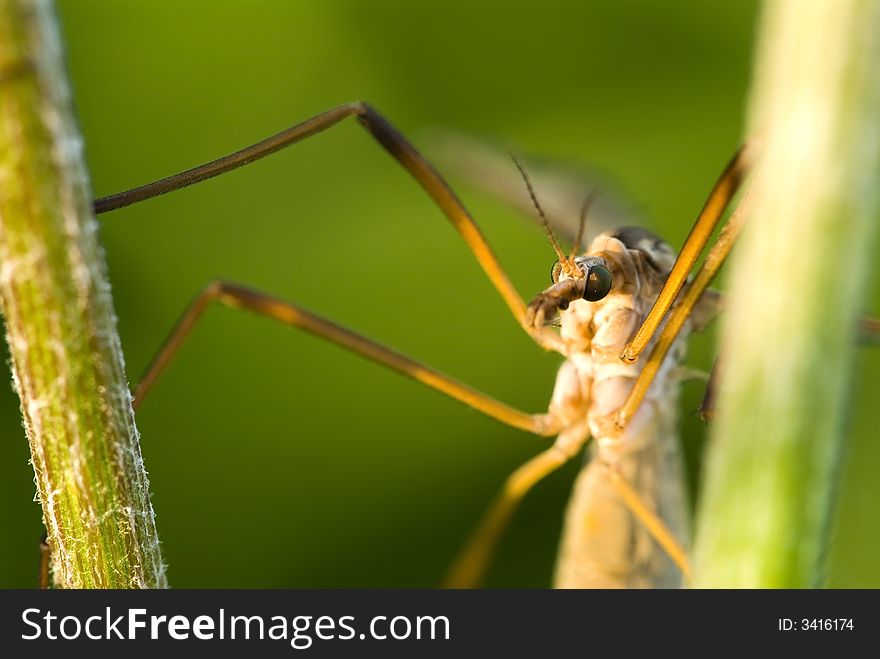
[1,0,878,587]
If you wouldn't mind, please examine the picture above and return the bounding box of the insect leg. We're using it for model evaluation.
[133,281,560,437]
[615,187,756,431]
[621,141,757,364]
[600,462,691,579]
[444,423,589,588]
[93,102,552,343]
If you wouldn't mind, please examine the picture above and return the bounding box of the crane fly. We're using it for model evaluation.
[444,146,754,588]
[63,102,757,589]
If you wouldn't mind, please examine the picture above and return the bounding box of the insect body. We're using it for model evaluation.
[549,228,708,588]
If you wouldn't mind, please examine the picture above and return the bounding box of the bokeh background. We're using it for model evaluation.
[1,0,878,587]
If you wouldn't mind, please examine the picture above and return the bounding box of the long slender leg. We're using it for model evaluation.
[444,425,589,588]
[615,187,756,431]
[621,141,757,364]
[134,280,559,437]
[445,425,697,588]
[457,445,694,589]
[600,462,692,580]
[93,102,550,344]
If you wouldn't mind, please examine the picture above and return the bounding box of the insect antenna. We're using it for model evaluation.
[509,151,569,267]
[569,188,603,260]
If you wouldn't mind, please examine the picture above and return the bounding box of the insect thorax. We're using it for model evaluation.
[555,229,685,438]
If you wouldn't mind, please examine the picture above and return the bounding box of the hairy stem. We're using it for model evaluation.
[692,0,880,587]
[0,0,166,588]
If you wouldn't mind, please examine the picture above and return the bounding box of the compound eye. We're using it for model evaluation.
[583,264,612,301]
[550,259,563,284]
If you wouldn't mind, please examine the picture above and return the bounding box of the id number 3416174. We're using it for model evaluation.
[778,619,854,631]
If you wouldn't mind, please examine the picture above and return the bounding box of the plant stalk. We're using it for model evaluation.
[692,0,880,587]
[0,0,166,588]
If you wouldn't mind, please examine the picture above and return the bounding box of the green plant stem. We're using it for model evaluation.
[0,0,166,588]
[692,0,880,587]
